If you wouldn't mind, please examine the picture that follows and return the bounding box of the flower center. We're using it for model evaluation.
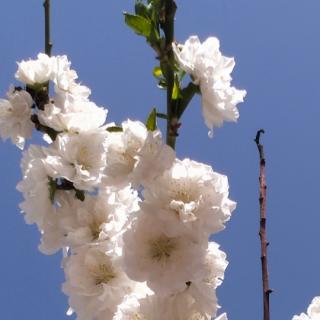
[90,263,116,285]
[169,180,197,204]
[121,152,136,171]
[89,220,102,240]
[173,189,194,203]
[131,314,144,320]
[148,236,177,262]
[77,146,92,170]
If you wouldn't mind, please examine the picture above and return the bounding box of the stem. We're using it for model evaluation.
[160,0,177,149]
[43,0,53,56]
[43,0,52,96]
[255,129,272,320]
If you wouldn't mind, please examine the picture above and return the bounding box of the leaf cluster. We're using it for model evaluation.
[124,0,200,148]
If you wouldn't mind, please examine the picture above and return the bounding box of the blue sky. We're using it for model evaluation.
[0,1,320,319]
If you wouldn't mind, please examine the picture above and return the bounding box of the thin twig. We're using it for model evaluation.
[255,129,272,320]
[43,0,52,97]
[43,0,53,56]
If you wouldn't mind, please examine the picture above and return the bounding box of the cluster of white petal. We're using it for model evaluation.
[293,297,320,320]
[38,95,107,133]
[17,144,61,228]
[39,186,139,255]
[0,52,238,319]
[16,53,108,136]
[113,292,228,320]
[104,119,175,188]
[63,246,137,320]
[0,86,34,149]
[119,155,235,318]
[173,35,246,137]
[15,53,54,85]
[142,158,236,237]
[52,130,109,191]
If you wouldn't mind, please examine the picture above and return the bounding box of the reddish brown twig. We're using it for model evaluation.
[255,129,272,320]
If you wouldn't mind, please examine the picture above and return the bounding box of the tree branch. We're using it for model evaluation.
[255,129,272,320]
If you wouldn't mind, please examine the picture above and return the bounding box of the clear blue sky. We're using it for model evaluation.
[0,1,319,319]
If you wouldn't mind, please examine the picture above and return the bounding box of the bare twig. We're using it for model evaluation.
[43,0,53,56]
[255,129,272,320]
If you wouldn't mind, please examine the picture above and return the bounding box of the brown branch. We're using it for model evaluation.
[43,0,52,56]
[255,129,272,320]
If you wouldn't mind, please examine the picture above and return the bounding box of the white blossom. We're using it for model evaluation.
[293,297,320,320]
[113,295,143,320]
[184,242,228,318]
[110,281,226,320]
[36,55,107,133]
[112,283,154,320]
[143,158,236,237]
[16,145,61,228]
[123,211,207,296]
[173,36,246,137]
[37,191,74,254]
[39,186,139,254]
[0,86,34,149]
[104,120,175,188]
[15,53,54,85]
[135,289,220,320]
[48,54,90,97]
[133,129,175,188]
[63,246,137,320]
[38,95,107,133]
[51,55,77,91]
[15,53,89,95]
[52,130,108,191]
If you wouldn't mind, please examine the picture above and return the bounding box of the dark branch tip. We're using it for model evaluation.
[255,129,265,144]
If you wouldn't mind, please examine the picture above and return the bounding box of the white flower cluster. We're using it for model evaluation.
[0,46,238,320]
[173,36,246,137]
[293,297,320,320]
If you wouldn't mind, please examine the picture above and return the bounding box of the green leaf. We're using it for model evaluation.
[147,0,162,24]
[147,24,160,46]
[153,66,162,78]
[106,126,123,132]
[146,107,157,131]
[48,177,57,203]
[172,77,180,100]
[124,13,152,37]
[135,1,149,18]
[75,189,85,202]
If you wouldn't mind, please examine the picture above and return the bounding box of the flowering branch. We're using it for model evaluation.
[0,2,247,319]
[255,129,272,320]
